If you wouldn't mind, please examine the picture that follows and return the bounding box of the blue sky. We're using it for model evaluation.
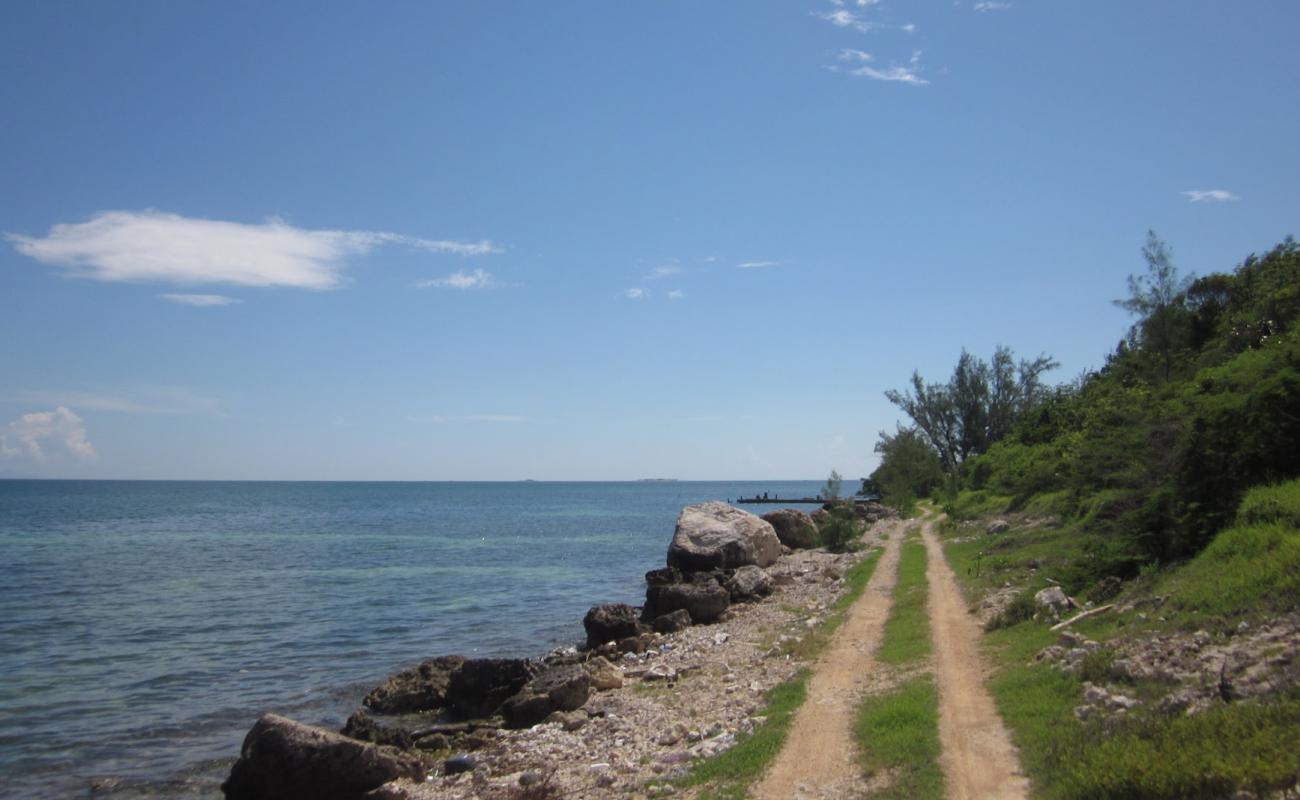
[2,1,1297,480]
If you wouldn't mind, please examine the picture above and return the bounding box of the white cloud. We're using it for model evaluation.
[416,268,496,289]
[974,1,1013,10]
[814,9,875,32]
[1182,189,1240,203]
[667,289,685,300]
[902,23,916,33]
[3,386,224,416]
[736,261,779,269]
[159,293,242,306]
[843,50,928,85]
[644,264,682,280]
[1,407,96,462]
[624,287,646,299]
[838,48,874,63]
[6,210,499,290]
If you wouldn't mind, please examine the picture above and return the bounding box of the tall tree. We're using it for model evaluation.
[885,346,1057,471]
[1114,230,1193,381]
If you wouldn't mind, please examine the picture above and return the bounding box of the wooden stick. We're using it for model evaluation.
[1050,604,1115,632]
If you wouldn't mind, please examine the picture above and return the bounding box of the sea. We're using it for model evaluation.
[0,479,828,799]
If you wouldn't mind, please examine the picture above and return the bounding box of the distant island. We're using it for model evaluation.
[638,478,679,482]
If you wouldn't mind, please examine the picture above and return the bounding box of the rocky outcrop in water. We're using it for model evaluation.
[222,713,422,800]
[668,502,781,571]
[761,509,819,549]
[363,655,466,714]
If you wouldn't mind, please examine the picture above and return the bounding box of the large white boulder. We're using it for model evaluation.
[667,502,782,571]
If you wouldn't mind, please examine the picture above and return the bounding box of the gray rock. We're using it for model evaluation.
[668,502,781,571]
[651,609,693,634]
[583,603,644,649]
[443,754,476,775]
[761,509,819,549]
[585,656,623,691]
[986,519,1011,535]
[222,713,423,800]
[446,658,538,719]
[645,578,730,624]
[1035,586,1070,616]
[340,712,412,751]
[725,565,773,602]
[500,664,591,729]
[362,655,466,714]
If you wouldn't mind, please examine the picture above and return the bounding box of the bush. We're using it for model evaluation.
[1236,479,1300,528]
[818,506,864,553]
[986,589,1037,631]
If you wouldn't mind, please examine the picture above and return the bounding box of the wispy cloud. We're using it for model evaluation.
[644,264,682,280]
[1182,189,1240,203]
[667,289,685,300]
[974,1,1013,11]
[159,293,242,306]
[736,260,779,269]
[416,268,496,289]
[624,287,646,299]
[6,210,499,290]
[3,386,224,416]
[814,9,875,32]
[835,49,928,85]
[1,407,96,462]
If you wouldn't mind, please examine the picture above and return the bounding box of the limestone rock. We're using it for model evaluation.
[583,603,644,649]
[986,519,1011,535]
[222,713,423,800]
[586,656,624,691]
[446,658,538,719]
[363,655,466,714]
[644,577,730,624]
[725,565,773,602]
[651,609,693,634]
[340,712,412,751]
[1035,586,1070,616]
[501,664,591,729]
[760,509,819,549]
[667,502,781,571]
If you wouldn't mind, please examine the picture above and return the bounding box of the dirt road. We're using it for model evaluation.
[752,521,905,800]
[920,518,1030,800]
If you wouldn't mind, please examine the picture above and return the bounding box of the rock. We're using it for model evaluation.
[340,712,412,751]
[667,502,782,571]
[651,609,693,634]
[583,603,644,649]
[363,655,466,714]
[986,519,1011,535]
[446,658,538,719]
[656,722,688,746]
[443,754,476,775]
[811,508,831,527]
[725,565,773,602]
[1035,586,1070,616]
[544,709,589,731]
[617,634,652,654]
[760,509,819,549]
[645,578,731,624]
[1091,575,1123,602]
[222,713,423,800]
[645,566,684,586]
[585,656,624,691]
[643,663,677,681]
[500,664,591,729]
[414,733,449,752]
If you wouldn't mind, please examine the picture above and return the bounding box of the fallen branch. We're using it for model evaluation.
[1050,604,1115,632]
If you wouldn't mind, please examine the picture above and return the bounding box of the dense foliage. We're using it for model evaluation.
[878,235,1300,571]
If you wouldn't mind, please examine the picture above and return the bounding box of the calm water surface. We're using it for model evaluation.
[0,480,825,799]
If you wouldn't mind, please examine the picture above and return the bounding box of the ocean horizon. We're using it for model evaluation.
[0,479,831,799]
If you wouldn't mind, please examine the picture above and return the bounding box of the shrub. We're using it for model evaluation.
[986,589,1037,631]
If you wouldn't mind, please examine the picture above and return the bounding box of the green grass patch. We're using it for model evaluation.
[877,534,931,664]
[1161,521,1300,620]
[854,674,944,799]
[677,545,885,797]
[678,670,809,800]
[1236,478,1300,527]
[944,489,1014,521]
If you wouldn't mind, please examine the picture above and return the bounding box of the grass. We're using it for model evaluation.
[940,481,1300,799]
[676,544,885,798]
[877,532,931,665]
[854,674,944,799]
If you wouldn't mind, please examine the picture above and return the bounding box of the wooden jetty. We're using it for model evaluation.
[731,496,879,505]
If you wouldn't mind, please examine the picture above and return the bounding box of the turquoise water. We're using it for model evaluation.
[0,479,826,799]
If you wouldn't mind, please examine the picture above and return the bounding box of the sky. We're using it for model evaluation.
[2,1,1298,481]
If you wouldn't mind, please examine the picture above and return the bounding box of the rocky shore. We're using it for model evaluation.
[221,500,896,800]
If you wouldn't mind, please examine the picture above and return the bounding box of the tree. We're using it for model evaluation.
[869,426,944,506]
[1114,231,1193,381]
[885,346,1057,471]
[822,469,844,502]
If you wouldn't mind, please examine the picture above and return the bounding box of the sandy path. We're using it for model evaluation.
[752,521,906,800]
[920,518,1030,800]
